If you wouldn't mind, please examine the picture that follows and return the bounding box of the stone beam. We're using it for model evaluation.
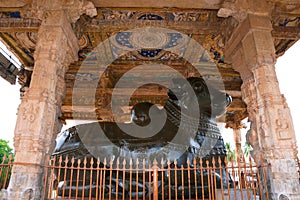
[0,19,297,40]
[0,33,34,67]
[0,18,40,32]
[61,97,245,122]
[224,14,274,65]
[83,19,222,35]
[90,0,224,9]
[0,0,31,10]
[63,87,241,99]
[272,26,300,39]
[272,1,300,16]
[61,87,244,124]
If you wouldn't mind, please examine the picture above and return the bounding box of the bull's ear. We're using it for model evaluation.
[226,93,232,108]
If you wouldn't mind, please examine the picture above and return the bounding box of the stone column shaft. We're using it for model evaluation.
[226,13,300,199]
[7,10,78,200]
[233,128,242,160]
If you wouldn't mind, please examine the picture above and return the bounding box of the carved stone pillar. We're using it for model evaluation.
[6,11,79,199]
[5,1,96,198]
[225,13,300,199]
[226,121,245,161]
[233,128,242,160]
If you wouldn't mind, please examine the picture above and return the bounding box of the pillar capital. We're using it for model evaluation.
[22,0,97,23]
[224,13,276,80]
[26,0,96,67]
[225,120,246,130]
[225,109,247,130]
[218,0,274,22]
[226,120,246,161]
[33,10,79,70]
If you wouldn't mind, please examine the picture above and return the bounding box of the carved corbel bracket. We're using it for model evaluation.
[217,0,248,22]
[218,0,276,72]
[21,0,97,23]
[217,0,274,22]
[225,111,247,130]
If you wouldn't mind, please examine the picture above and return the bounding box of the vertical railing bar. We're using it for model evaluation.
[257,166,264,199]
[248,156,256,200]
[218,156,225,200]
[230,159,237,200]
[99,158,104,200]
[56,156,63,200]
[237,157,244,200]
[61,156,69,199]
[193,158,198,200]
[253,156,263,199]
[174,159,178,200]
[167,160,171,200]
[212,157,217,200]
[129,158,133,200]
[48,156,56,199]
[1,160,7,190]
[122,159,126,200]
[3,155,12,190]
[109,158,113,200]
[153,159,159,200]
[136,159,139,200]
[260,155,270,200]
[0,155,5,185]
[199,158,204,200]
[224,157,230,200]
[0,154,6,190]
[148,163,151,200]
[116,157,120,200]
[247,157,251,194]
[89,157,95,200]
[68,156,75,200]
[81,157,87,200]
[9,155,13,184]
[161,158,165,200]
[242,156,250,200]
[211,160,215,200]
[181,164,184,200]
[102,158,107,200]
[42,155,50,199]
[205,160,211,200]
[187,158,191,200]
[143,159,146,200]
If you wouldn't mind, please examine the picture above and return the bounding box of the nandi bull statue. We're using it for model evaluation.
[52,77,233,198]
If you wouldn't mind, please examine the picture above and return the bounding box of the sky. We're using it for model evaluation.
[0,40,299,154]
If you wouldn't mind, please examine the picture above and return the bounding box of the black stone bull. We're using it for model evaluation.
[52,77,233,198]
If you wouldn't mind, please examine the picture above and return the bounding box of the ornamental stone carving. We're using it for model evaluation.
[22,103,39,123]
[23,0,97,23]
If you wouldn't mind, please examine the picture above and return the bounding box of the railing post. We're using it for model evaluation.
[152,159,159,200]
